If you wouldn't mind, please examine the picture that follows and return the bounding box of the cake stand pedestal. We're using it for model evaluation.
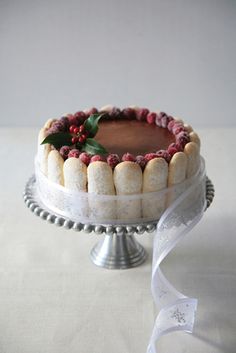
[23,175,214,270]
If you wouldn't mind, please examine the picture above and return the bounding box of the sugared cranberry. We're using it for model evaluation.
[136,108,149,121]
[167,144,178,157]
[74,111,87,125]
[107,154,120,168]
[161,115,173,128]
[90,155,104,163]
[146,112,157,124]
[155,113,162,127]
[86,107,98,116]
[67,114,78,126]
[136,155,147,169]
[156,149,171,163]
[79,152,91,165]
[51,121,65,132]
[71,136,78,144]
[110,107,121,119]
[144,153,157,162]
[176,131,190,148]
[167,119,176,132]
[59,116,70,130]
[69,125,76,133]
[122,108,136,120]
[78,134,86,143]
[172,122,185,135]
[59,146,70,160]
[68,149,80,158]
[122,153,135,162]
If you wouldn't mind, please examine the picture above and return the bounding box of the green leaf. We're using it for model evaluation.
[81,138,108,155]
[41,132,73,149]
[84,113,104,137]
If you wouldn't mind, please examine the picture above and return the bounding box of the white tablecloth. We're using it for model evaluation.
[0,127,235,353]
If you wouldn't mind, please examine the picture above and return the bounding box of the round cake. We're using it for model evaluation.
[36,105,201,222]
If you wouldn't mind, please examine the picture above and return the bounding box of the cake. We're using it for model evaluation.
[36,105,201,222]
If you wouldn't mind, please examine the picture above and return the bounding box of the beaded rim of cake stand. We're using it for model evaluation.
[23,175,214,235]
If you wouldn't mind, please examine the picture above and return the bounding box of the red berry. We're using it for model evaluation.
[110,107,121,119]
[69,125,76,133]
[68,149,80,158]
[122,108,136,120]
[71,136,78,144]
[146,112,157,124]
[167,145,178,157]
[135,155,146,169]
[172,122,185,135]
[87,107,98,116]
[156,149,171,163]
[79,125,85,133]
[90,155,105,163]
[161,115,173,128]
[136,108,149,121]
[144,153,157,162]
[59,146,70,160]
[107,154,120,168]
[78,134,86,143]
[79,152,91,165]
[73,127,80,134]
[59,117,69,130]
[122,153,135,162]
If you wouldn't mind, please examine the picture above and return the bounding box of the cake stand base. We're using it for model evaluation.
[90,233,146,269]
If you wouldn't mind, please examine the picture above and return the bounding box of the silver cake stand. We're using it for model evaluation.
[23,176,214,270]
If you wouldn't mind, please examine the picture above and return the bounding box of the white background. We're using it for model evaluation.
[0,0,235,127]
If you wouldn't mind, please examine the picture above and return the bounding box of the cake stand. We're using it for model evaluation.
[23,175,214,269]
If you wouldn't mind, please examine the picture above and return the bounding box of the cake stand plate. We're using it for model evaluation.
[23,175,214,269]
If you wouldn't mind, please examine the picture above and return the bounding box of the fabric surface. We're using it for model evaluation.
[0,127,235,353]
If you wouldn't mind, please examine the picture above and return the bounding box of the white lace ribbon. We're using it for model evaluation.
[147,159,206,353]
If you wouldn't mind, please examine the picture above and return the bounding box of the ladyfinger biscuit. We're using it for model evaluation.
[44,118,56,129]
[114,161,142,220]
[87,161,116,220]
[184,124,193,133]
[63,157,87,191]
[189,131,201,147]
[47,150,64,185]
[184,142,200,178]
[167,152,187,205]
[37,128,51,175]
[142,158,168,219]
[63,157,88,219]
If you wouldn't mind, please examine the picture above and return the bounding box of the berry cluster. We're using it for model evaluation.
[46,106,191,168]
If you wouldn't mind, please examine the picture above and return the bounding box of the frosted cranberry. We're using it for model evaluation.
[122,153,135,162]
[167,144,178,157]
[68,149,80,158]
[51,121,65,132]
[172,122,185,135]
[107,154,120,168]
[86,107,98,116]
[90,155,105,163]
[59,146,70,159]
[110,107,121,119]
[145,153,157,162]
[79,152,91,165]
[156,150,171,163]
[67,114,78,126]
[136,155,146,169]
[161,115,173,128]
[167,119,176,132]
[122,108,136,120]
[146,112,157,124]
[59,116,70,130]
[74,111,87,125]
[136,108,149,121]
[176,131,190,147]
[155,113,162,127]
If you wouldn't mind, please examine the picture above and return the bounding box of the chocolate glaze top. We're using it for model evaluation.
[95,119,175,156]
